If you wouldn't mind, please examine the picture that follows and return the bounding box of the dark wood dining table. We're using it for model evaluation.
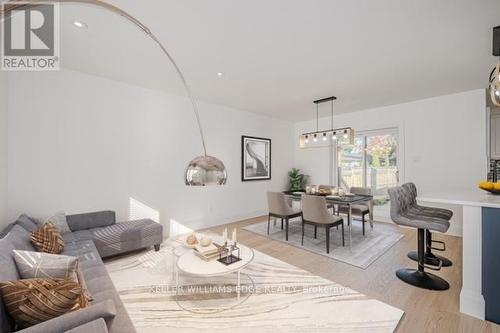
[283,191,374,249]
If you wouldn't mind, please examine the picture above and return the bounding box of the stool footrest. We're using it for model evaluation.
[419,257,443,271]
[431,240,446,251]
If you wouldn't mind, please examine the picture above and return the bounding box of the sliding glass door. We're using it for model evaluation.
[338,129,399,217]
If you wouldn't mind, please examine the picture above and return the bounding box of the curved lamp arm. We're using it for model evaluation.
[1,0,208,156]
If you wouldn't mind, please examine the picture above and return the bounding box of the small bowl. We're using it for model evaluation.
[200,237,212,247]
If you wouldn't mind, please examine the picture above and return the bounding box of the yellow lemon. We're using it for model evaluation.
[493,183,500,190]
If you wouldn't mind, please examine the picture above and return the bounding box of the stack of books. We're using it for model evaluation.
[193,243,220,261]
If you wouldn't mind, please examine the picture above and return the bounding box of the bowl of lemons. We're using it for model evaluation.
[479,181,500,194]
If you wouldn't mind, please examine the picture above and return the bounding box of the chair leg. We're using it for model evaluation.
[281,218,283,230]
[362,214,365,236]
[341,222,345,247]
[417,228,425,273]
[285,218,289,241]
[325,226,331,253]
[301,222,305,246]
[267,214,270,234]
[314,225,317,239]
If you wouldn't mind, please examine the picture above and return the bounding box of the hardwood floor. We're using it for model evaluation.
[206,216,500,333]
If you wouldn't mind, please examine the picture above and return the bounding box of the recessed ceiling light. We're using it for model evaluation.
[73,21,88,29]
[216,72,224,77]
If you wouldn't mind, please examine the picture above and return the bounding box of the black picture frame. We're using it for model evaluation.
[241,136,271,181]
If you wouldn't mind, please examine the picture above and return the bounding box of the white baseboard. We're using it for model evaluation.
[460,289,485,320]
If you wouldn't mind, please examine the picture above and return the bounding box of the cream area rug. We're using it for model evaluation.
[243,219,403,269]
[105,240,404,332]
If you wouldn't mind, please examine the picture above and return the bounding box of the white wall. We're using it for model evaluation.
[294,89,488,236]
[0,70,7,229]
[7,69,294,235]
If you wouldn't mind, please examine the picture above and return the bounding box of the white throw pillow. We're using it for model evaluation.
[37,211,70,234]
[13,250,92,301]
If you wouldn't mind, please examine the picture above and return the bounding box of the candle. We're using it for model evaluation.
[222,228,228,242]
[232,229,237,243]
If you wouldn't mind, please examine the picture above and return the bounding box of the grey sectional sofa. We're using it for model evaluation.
[0,211,164,333]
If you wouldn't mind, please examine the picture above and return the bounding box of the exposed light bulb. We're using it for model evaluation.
[313,134,318,142]
[217,72,224,77]
[343,130,348,139]
[304,135,309,144]
[332,132,337,140]
[496,90,500,97]
[322,133,327,141]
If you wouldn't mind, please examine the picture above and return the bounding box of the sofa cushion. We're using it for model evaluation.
[37,211,71,234]
[8,224,36,252]
[65,318,109,333]
[66,211,116,232]
[93,220,160,242]
[0,278,88,329]
[31,222,65,254]
[14,214,39,232]
[0,228,22,333]
[0,223,14,239]
[63,230,93,244]
[62,240,103,272]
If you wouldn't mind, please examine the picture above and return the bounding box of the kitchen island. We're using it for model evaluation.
[419,190,500,324]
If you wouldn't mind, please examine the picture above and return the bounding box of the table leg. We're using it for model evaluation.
[348,204,352,249]
[237,270,241,301]
[368,199,374,230]
[175,266,179,292]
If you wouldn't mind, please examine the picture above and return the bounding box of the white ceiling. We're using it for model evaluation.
[57,0,500,121]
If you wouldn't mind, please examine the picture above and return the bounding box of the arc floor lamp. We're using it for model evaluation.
[1,0,227,186]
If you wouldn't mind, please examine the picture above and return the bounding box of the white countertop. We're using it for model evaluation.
[419,189,500,209]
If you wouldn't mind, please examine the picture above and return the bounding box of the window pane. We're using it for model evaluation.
[366,134,398,206]
[339,136,364,188]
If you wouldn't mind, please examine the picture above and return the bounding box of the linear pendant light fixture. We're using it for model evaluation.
[2,0,227,186]
[300,96,354,148]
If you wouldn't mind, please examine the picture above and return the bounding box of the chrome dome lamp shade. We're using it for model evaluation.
[185,156,227,186]
[1,0,227,186]
[490,62,500,107]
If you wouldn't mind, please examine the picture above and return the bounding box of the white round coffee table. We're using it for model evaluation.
[175,242,255,313]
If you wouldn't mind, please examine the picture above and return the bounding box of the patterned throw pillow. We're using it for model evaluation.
[30,222,64,254]
[0,278,88,329]
[12,250,92,301]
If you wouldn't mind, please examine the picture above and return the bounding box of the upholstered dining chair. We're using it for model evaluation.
[388,185,450,290]
[267,192,302,241]
[318,185,336,211]
[301,195,344,253]
[402,182,453,267]
[337,186,372,235]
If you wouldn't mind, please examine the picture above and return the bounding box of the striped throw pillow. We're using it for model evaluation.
[30,222,64,254]
[0,278,88,329]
